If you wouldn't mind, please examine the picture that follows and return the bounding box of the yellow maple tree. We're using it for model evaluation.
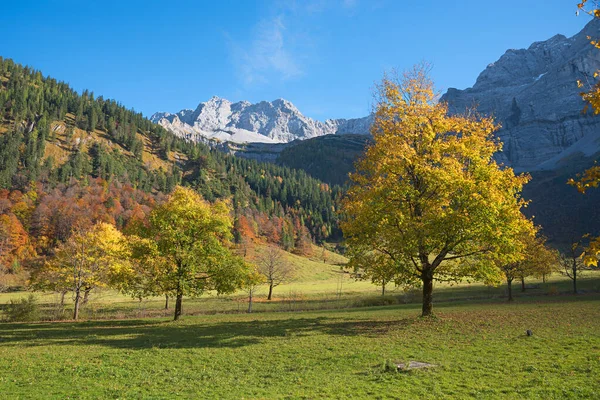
[498,226,557,301]
[341,66,534,316]
[31,222,127,320]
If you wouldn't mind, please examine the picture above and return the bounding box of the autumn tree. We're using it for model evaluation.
[348,250,398,296]
[293,225,313,256]
[0,213,34,273]
[125,186,250,320]
[31,222,127,319]
[499,230,557,301]
[256,245,294,300]
[341,66,533,316]
[108,234,165,303]
[234,215,257,258]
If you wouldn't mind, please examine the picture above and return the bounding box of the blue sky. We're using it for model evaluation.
[0,1,591,119]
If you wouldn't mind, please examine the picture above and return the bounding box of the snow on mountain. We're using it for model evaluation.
[151,96,371,144]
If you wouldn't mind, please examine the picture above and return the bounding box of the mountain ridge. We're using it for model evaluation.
[153,18,600,176]
[442,17,600,172]
[151,96,372,144]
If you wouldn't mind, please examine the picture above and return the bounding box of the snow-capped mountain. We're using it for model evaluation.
[153,19,600,172]
[151,97,371,144]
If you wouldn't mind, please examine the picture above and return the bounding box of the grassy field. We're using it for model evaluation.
[0,295,599,399]
[1,273,599,322]
[2,272,598,322]
[1,247,599,397]
[2,243,599,322]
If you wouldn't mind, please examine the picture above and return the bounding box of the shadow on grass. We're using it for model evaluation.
[0,315,415,350]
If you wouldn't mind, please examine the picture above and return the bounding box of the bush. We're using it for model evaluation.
[353,296,400,308]
[5,294,40,322]
[382,359,399,373]
[547,286,560,296]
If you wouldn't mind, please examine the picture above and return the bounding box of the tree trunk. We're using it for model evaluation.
[174,293,183,321]
[73,288,81,320]
[382,282,386,297]
[82,287,91,305]
[267,283,273,301]
[507,278,514,301]
[542,273,546,284]
[165,295,169,310]
[521,277,526,292]
[60,291,66,306]
[421,274,433,317]
[248,290,253,313]
[573,265,577,294]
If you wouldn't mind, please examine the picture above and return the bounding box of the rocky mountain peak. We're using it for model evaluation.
[152,19,600,170]
[442,18,600,171]
[152,98,370,144]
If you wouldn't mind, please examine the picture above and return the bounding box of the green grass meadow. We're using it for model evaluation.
[1,247,599,398]
[0,296,599,399]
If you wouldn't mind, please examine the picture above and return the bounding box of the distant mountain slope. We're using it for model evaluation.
[151,96,371,144]
[276,134,371,186]
[523,162,600,250]
[442,18,600,172]
[208,134,371,186]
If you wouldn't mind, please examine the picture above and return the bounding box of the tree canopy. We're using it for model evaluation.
[341,66,534,316]
[30,222,127,319]
[124,186,251,320]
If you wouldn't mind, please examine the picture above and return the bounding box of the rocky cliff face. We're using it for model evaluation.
[442,18,600,171]
[151,97,371,144]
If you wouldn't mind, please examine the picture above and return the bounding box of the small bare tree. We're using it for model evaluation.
[559,239,587,294]
[256,246,293,300]
[242,267,264,313]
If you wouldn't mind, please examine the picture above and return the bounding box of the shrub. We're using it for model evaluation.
[382,359,399,373]
[353,296,400,308]
[5,294,40,322]
[46,301,67,321]
[547,286,560,296]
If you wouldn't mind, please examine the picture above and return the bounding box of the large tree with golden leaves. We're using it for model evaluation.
[341,66,534,316]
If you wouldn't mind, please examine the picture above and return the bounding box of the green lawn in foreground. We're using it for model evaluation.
[0,296,599,399]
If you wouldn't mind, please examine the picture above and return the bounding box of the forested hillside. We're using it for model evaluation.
[276,134,371,186]
[0,57,343,278]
